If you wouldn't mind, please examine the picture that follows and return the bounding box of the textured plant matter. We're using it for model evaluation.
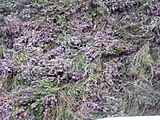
[100,0,142,13]
[0,0,160,119]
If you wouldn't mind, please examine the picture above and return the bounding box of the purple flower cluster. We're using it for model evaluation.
[42,96,57,107]
[77,101,100,119]
[81,28,119,62]
[0,15,21,37]
[15,107,35,120]
[0,94,12,120]
[71,18,93,33]
[150,2,160,16]
[103,0,141,12]
[0,104,12,119]
[0,51,14,90]
[153,61,160,78]
[105,60,121,86]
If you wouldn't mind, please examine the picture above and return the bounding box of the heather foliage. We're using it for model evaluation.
[0,0,160,119]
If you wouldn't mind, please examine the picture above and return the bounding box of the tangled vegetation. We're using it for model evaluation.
[0,0,160,119]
